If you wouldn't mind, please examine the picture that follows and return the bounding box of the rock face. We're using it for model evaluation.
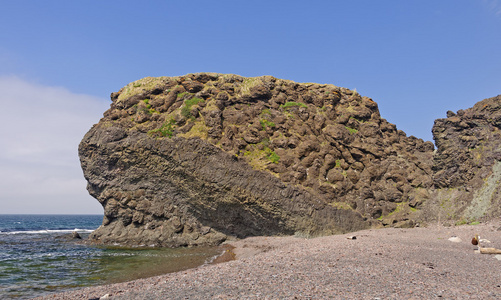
[424,95,501,224]
[432,96,501,188]
[79,73,500,247]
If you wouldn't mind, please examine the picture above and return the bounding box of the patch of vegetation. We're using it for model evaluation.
[344,105,356,113]
[260,119,276,131]
[203,98,220,111]
[455,218,480,226]
[239,77,262,95]
[266,147,280,163]
[439,193,457,220]
[260,109,271,116]
[345,126,358,134]
[117,77,169,101]
[149,118,176,138]
[142,99,156,113]
[377,202,408,220]
[181,97,204,119]
[178,120,209,140]
[335,159,341,168]
[243,145,280,169]
[177,92,190,99]
[140,107,152,115]
[349,116,365,123]
[470,142,486,166]
[280,101,307,109]
[328,202,353,210]
[132,101,153,115]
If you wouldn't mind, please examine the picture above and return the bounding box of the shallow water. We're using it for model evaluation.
[0,215,222,299]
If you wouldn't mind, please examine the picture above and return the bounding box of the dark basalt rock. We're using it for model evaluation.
[424,95,501,223]
[79,73,500,247]
[432,95,501,188]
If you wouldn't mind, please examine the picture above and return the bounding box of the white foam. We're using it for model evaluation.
[0,229,95,235]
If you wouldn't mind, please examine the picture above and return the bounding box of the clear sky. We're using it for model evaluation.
[1,1,500,214]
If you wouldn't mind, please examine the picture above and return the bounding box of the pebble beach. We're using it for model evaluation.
[37,221,501,299]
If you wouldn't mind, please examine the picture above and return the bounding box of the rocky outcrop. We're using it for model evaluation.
[80,132,368,247]
[432,95,501,188]
[423,95,501,224]
[79,72,500,247]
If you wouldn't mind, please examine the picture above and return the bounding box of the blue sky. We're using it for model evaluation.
[1,1,500,214]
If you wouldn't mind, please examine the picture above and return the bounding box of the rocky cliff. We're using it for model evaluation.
[79,73,499,247]
[424,95,501,224]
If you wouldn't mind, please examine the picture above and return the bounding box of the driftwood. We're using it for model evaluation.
[479,247,501,254]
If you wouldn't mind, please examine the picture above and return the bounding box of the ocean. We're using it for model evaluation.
[0,215,222,299]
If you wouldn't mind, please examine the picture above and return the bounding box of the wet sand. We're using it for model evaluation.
[37,221,501,299]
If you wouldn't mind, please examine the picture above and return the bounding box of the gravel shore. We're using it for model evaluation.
[37,222,501,299]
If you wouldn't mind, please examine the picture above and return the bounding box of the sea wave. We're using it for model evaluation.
[0,228,95,235]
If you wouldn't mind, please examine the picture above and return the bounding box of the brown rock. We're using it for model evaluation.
[326,168,344,183]
[80,74,501,248]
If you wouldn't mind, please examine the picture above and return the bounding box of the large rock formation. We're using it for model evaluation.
[79,73,499,247]
[422,95,501,224]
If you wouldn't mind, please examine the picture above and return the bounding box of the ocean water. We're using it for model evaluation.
[0,215,222,299]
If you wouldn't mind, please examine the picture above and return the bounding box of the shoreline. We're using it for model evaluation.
[37,221,501,299]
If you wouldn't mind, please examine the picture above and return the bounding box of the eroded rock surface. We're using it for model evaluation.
[79,73,500,247]
[424,95,501,224]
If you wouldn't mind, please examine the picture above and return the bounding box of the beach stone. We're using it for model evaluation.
[71,231,82,239]
[448,236,462,243]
